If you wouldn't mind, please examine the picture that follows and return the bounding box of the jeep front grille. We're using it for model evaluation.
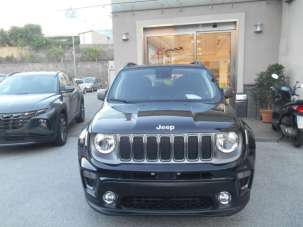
[118,134,213,163]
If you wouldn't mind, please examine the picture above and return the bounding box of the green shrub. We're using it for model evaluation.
[253,63,288,109]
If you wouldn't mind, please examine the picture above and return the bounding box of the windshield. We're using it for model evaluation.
[0,74,58,95]
[75,79,83,84]
[83,77,96,83]
[108,67,222,103]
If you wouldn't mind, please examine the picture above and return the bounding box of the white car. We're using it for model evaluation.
[82,77,99,92]
[74,78,87,94]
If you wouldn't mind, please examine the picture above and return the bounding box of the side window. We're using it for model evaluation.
[64,73,73,86]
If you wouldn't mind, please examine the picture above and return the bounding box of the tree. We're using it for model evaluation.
[24,24,47,50]
[8,26,24,46]
[81,47,102,62]
[8,24,47,49]
[31,36,47,50]
[0,29,10,46]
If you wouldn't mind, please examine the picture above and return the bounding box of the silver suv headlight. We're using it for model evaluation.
[94,134,116,154]
[213,131,242,164]
[90,134,120,164]
[216,132,239,153]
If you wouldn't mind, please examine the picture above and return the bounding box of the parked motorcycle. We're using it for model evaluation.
[271,74,303,147]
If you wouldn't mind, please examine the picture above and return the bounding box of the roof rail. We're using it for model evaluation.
[190,61,204,66]
[7,72,18,76]
[124,62,137,68]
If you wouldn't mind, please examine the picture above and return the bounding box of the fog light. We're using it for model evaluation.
[39,119,48,128]
[217,191,232,205]
[237,170,251,179]
[102,191,117,205]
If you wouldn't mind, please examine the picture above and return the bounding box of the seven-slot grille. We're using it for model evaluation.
[118,134,213,163]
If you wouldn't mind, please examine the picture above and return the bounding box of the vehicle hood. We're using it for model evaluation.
[91,102,239,134]
[0,93,59,113]
[79,84,86,89]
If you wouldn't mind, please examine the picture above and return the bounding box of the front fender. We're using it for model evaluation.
[51,97,68,120]
[240,120,256,167]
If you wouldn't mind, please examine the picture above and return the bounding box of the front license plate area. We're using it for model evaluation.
[297,116,303,129]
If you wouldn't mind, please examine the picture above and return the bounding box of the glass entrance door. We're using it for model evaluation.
[196,32,232,88]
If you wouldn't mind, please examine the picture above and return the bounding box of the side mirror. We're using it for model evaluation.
[97,89,107,101]
[272,74,279,80]
[223,87,235,99]
[62,85,75,93]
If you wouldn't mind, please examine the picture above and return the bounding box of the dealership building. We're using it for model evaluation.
[111,0,302,118]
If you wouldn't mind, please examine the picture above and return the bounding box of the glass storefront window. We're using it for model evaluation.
[145,28,233,88]
[146,34,194,65]
[196,32,231,88]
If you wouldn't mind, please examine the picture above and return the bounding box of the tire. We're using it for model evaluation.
[76,101,85,123]
[272,124,278,131]
[54,113,68,146]
[293,132,303,148]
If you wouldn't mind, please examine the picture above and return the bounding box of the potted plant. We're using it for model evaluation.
[253,64,287,123]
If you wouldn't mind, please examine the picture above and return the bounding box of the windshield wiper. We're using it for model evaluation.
[108,98,130,103]
[140,99,204,103]
[108,99,215,104]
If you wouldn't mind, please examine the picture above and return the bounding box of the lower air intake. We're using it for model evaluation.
[120,196,213,210]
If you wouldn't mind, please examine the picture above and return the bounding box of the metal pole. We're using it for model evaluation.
[72,35,77,78]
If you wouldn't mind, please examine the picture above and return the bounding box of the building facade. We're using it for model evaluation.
[279,0,303,97]
[111,0,300,117]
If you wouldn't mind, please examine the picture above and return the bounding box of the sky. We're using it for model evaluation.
[0,0,112,36]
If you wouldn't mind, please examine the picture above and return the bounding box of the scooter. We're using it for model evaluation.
[271,74,303,147]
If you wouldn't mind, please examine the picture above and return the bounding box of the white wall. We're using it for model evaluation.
[80,33,93,45]
[279,0,303,97]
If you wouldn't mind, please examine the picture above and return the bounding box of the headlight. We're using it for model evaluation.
[35,108,49,115]
[94,134,116,154]
[216,132,239,153]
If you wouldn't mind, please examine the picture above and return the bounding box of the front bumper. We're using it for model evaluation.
[85,86,94,92]
[79,157,254,216]
[0,110,57,146]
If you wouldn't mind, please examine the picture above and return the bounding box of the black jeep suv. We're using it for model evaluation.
[78,64,255,216]
[0,72,85,146]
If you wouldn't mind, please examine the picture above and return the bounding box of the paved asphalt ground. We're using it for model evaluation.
[1,92,303,227]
